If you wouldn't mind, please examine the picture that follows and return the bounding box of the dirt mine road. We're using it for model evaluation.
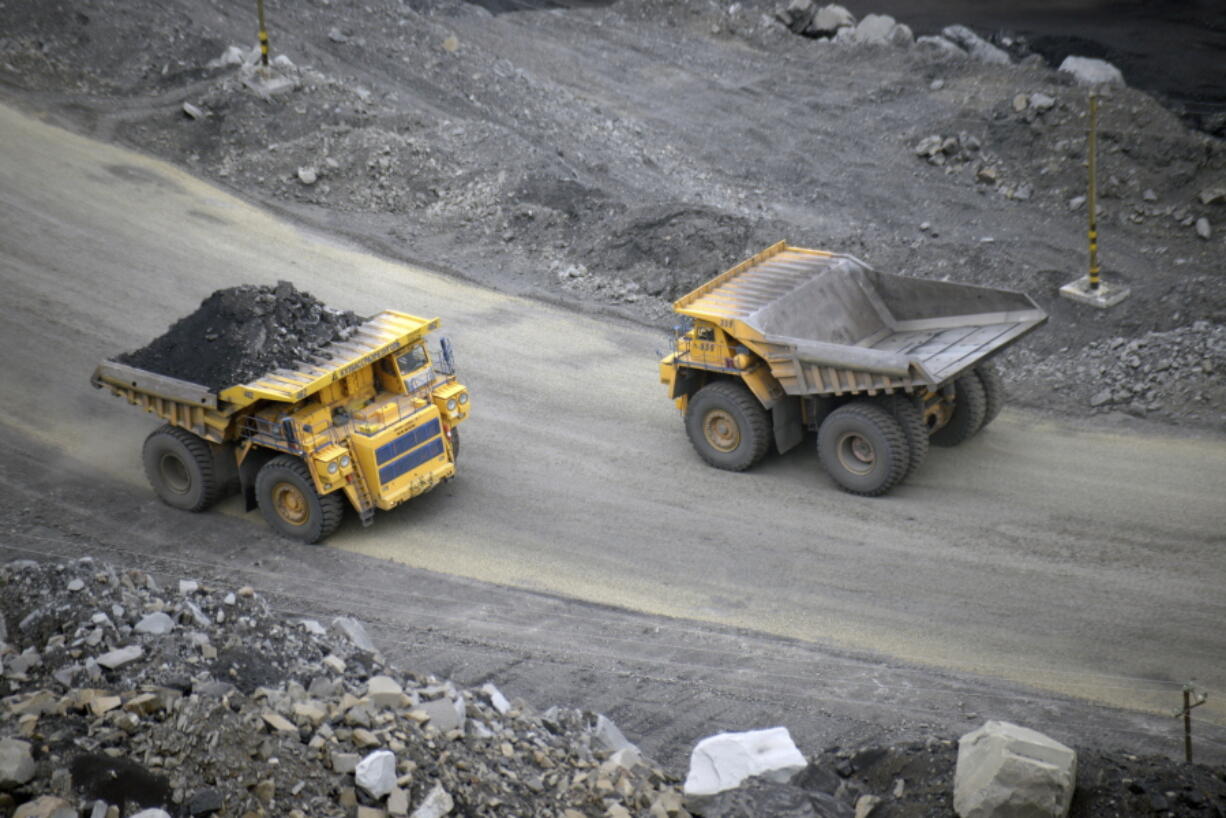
[2,101,1225,764]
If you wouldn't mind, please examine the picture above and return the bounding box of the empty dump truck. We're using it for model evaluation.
[659,242,1047,495]
[93,310,469,542]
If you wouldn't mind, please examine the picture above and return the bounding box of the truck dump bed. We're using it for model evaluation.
[675,242,1047,396]
[92,310,437,442]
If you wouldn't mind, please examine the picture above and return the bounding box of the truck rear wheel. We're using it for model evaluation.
[884,394,929,479]
[255,456,344,544]
[142,425,222,512]
[976,362,1005,429]
[931,373,987,447]
[818,402,909,496]
[685,381,770,471]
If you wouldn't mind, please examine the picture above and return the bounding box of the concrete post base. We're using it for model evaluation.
[1059,275,1131,308]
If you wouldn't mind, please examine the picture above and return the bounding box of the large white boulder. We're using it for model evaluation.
[1058,56,1125,87]
[356,749,397,799]
[954,721,1077,818]
[683,727,807,811]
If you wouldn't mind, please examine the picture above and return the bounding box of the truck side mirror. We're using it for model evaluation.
[438,337,456,374]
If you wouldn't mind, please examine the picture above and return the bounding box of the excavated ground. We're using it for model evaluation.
[2,0,1223,429]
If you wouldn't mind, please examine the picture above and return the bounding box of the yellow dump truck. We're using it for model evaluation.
[659,242,1047,495]
[93,310,469,542]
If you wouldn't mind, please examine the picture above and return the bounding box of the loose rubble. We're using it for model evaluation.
[116,282,362,392]
[1006,320,1224,426]
[3,558,1224,818]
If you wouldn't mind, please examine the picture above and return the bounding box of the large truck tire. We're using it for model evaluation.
[255,455,344,544]
[884,394,929,479]
[685,380,770,471]
[142,425,223,512]
[818,402,910,496]
[976,362,1005,428]
[930,373,987,447]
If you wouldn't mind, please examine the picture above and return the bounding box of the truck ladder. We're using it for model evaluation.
[349,471,377,527]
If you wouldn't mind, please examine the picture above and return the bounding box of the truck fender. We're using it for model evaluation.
[237,447,277,512]
[739,365,785,410]
[772,396,804,455]
[668,366,705,401]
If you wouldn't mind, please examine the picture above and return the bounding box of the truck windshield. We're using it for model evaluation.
[397,345,428,374]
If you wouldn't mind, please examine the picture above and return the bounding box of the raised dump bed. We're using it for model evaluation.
[673,242,1046,395]
[661,242,1047,495]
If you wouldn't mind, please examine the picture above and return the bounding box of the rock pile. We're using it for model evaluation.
[0,558,682,817]
[1007,320,1224,426]
[773,3,913,46]
[116,282,363,392]
[3,557,1224,818]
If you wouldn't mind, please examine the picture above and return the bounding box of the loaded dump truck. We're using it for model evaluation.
[659,242,1047,495]
[93,309,469,543]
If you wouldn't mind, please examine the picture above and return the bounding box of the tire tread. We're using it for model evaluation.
[976,362,1005,428]
[142,424,221,512]
[818,401,909,496]
[685,380,770,471]
[256,456,344,543]
[931,373,987,447]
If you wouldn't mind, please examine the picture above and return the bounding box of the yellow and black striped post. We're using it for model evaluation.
[1087,94,1100,291]
[257,0,270,67]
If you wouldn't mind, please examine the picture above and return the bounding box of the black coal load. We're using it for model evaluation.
[117,281,363,392]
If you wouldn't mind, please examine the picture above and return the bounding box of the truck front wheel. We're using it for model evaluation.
[255,456,344,544]
[818,402,910,496]
[685,381,770,471]
[142,425,222,512]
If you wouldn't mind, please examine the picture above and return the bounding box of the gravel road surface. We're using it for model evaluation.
[2,101,1224,764]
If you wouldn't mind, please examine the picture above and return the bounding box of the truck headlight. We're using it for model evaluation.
[339,455,351,468]
[446,398,457,412]
[327,461,339,474]
[458,392,469,405]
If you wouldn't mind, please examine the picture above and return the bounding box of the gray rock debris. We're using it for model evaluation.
[0,738,36,789]
[410,782,454,818]
[1196,217,1212,240]
[916,35,964,57]
[775,0,855,38]
[331,615,376,652]
[134,612,175,636]
[812,4,854,36]
[593,713,636,754]
[942,25,1010,64]
[1030,93,1056,113]
[95,644,143,669]
[1059,56,1125,86]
